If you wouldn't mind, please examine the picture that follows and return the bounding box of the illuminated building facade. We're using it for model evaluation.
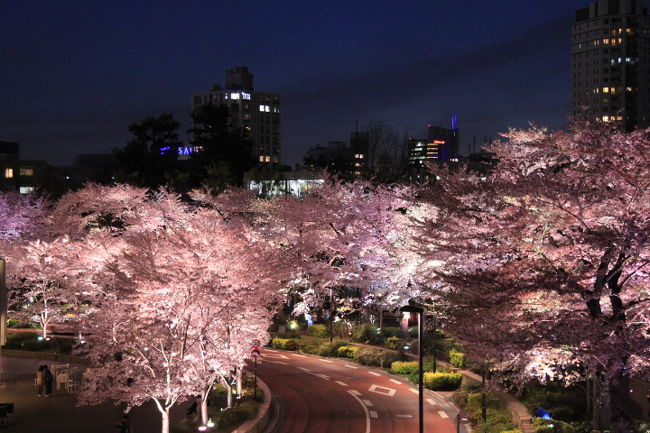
[572,0,650,129]
[0,141,45,193]
[192,67,281,163]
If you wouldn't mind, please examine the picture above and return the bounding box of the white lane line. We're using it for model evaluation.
[297,367,311,372]
[427,398,435,406]
[389,379,402,384]
[438,410,449,419]
[292,354,307,358]
[318,358,333,363]
[369,410,378,419]
[368,371,381,376]
[409,388,418,394]
[362,399,373,407]
[267,360,287,365]
[266,353,289,359]
[368,384,397,397]
[335,381,349,387]
[349,390,362,396]
[396,414,413,418]
[314,373,331,380]
[344,364,358,369]
[347,390,372,433]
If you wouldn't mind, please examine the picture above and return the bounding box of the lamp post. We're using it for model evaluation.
[401,305,424,433]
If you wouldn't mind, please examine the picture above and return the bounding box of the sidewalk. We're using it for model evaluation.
[0,353,187,433]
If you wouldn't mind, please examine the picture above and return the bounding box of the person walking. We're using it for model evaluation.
[43,365,54,397]
[35,365,44,397]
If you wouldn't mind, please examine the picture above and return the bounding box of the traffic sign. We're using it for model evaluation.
[251,339,261,348]
[251,348,261,358]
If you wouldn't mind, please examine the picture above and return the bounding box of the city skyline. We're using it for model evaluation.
[2,1,582,166]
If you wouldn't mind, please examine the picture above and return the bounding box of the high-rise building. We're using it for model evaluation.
[572,0,650,130]
[192,67,281,163]
[0,141,46,193]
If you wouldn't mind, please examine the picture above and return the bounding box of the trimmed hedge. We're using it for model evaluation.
[337,345,358,358]
[308,324,330,338]
[423,372,462,390]
[354,347,402,367]
[449,349,466,368]
[352,324,382,345]
[271,338,298,351]
[391,361,420,375]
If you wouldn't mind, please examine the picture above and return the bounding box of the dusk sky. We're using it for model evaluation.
[1,1,585,166]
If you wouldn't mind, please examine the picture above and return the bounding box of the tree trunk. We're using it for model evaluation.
[161,408,170,433]
[225,382,233,408]
[607,371,634,433]
[201,399,209,426]
[236,366,243,396]
[379,309,384,332]
[41,323,47,339]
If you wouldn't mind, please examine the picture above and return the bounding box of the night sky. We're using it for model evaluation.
[1,1,586,167]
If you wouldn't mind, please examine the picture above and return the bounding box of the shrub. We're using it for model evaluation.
[385,336,400,350]
[380,327,401,338]
[301,344,320,355]
[354,347,401,367]
[449,349,466,368]
[423,372,462,390]
[217,400,258,429]
[308,324,330,338]
[547,406,575,422]
[391,361,419,375]
[271,338,298,351]
[337,345,358,358]
[532,418,576,433]
[352,323,381,344]
[318,342,335,357]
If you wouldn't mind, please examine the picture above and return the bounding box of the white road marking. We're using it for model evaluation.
[389,379,402,384]
[297,367,311,372]
[267,360,287,365]
[409,388,418,394]
[292,354,307,358]
[396,414,413,418]
[362,399,373,407]
[368,371,381,376]
[349,390,362,396]
[318,358,333,363]
[344,364,358,369]
[427,398,435,406]
[438,410,449,419]
[347,390,372,433]
[368,384,397,397]
[369,410,378,419]
[314,373,331,380]
[266,353,289,359]
[335,381,349,387]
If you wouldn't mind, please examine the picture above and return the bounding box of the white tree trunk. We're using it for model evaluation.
[236,366,243,396]
[201,399,209,426]
[225,382,233,408]
[41,322,47,339]
[161,409,170,433]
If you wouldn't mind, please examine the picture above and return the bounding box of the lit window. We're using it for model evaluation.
[603,87,610,93]
[265,156,271,162]
[19,186,34,194]
[242,92,251,100]
[259,105,265,112]
[230,93,240,100]
[20,168,34,176]
[602,115,610,122]
[355,162,361,167]
[4,168,13,178]
[626,87,633,92]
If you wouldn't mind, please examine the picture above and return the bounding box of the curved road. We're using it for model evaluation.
[258,349,465,433]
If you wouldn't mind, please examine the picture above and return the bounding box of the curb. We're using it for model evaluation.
[232,375,272,433]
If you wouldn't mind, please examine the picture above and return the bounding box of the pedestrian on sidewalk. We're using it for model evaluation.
[115,414,132,433]
[43,365,54,397]
[35,365,44,396]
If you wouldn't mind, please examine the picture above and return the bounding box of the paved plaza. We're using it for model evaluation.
[0,354,188,433]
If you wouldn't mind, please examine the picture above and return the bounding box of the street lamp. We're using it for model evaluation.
[400,305,424,433]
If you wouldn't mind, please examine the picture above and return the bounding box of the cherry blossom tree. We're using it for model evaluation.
[413,123,649,432]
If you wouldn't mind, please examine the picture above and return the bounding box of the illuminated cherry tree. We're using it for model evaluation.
[414,123,649,431]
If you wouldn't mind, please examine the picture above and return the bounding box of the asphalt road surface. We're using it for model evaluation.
[258,349,464,433]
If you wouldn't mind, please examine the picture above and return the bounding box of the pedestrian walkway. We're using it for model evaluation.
[0,353,187,433]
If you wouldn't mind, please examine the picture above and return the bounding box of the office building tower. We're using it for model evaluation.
[192,67,281,163]
[572,0,650,129]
